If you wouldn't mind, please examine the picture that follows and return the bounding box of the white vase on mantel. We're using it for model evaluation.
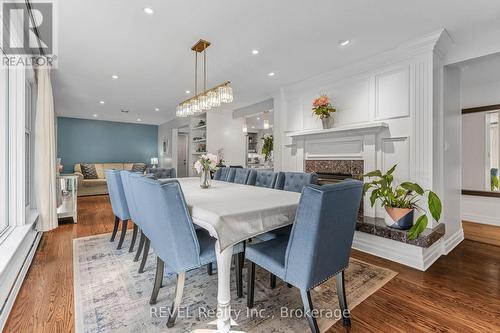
[321,116,333,129]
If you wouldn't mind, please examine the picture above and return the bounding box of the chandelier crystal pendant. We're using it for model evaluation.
[176,39,233,117]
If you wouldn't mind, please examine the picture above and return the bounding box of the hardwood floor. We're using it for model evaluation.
[4,195,500,332]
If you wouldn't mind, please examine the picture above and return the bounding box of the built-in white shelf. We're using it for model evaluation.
[192,151,207,155]
[286,122,389,138]
[192,125,206,130]
[192,139,206,143]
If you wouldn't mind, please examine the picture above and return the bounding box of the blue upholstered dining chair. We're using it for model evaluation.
[105,169,136,250]
[246,180,363,333]
[275,171,318,192]
[257,171,319,249]
[120,171,153,272]
[145,167,176,179]
[247,170,278,188]
[228,168,251,184]
[129,176,245,327]
[213,167,231,181]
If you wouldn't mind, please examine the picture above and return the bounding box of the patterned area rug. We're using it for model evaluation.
[74,233,397,333]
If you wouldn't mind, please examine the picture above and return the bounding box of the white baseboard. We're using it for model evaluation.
[353,227,465,271]
[353,231,432,271]
[461,214,500,227]
[443,228,465,254]
[0,230,41,331]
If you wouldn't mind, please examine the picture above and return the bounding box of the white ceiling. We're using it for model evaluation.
[52,0,500,125]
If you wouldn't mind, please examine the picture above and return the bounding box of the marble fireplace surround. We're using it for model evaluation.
[305,159,364,179]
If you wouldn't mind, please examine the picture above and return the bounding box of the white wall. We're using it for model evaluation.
[462,113,487,189]
[158,109,246,170]
[441,66,463,239]
[207,110,246,166]
[157,117,190,168]
[461,73,500,225]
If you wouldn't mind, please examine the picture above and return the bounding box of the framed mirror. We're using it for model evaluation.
[462,104,500,197]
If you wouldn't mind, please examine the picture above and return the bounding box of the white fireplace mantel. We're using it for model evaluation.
[286,122,389,138]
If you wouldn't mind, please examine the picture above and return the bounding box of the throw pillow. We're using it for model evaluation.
[80,163,98,179]
[132,163,146,173]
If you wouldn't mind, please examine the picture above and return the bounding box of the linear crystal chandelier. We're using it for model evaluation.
[176,39,233,117]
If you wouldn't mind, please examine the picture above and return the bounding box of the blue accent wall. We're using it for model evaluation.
[57,117,158,173]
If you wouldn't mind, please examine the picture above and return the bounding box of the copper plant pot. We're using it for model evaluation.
[384,206,414,230]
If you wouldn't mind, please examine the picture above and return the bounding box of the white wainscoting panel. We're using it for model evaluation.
[381,136,410,182]
[375,67,410,120]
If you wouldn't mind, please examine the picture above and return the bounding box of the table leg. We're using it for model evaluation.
[215,241,233,333]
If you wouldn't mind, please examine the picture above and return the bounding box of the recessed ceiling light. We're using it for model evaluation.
[93,114,98,118]
[111,74,119,79]
[256,117,260,120]
[185,90,190,94]
[137,118,142,122]
[268,72,275,77]
[252,50,259,55]
[339,39,350,46]
[154,108,160,111]
[99,100,105,104]
[143,7,154,15]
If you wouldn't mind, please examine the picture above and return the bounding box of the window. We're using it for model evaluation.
[0,65,9,236]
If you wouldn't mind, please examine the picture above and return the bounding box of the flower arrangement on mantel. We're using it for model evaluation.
[194,153,218,189]
[312,94,336,129]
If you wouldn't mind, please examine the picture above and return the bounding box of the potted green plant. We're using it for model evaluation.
[261,134,273,161]
[363,164,442,240]
[312,94,336,129]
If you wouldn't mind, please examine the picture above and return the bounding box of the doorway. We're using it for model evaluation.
[177,131,189,178]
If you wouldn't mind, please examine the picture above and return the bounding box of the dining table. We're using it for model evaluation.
[171,177,301,333]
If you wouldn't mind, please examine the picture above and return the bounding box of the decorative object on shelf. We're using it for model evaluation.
[261,134,273,162]
[216,148,225,167]
[176,40,233,117]
[56,157,63,175]
[196,143,207,153]
[491,168,499,191]
[150,157,159,168]
[312,94,336,129]
[194,153,218,188]
[363,164,442,240]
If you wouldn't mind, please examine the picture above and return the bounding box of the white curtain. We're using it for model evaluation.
[34,65,58,231]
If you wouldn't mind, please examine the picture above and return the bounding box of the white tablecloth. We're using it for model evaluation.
[175,177,301,250]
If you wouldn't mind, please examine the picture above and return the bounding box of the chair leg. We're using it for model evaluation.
[270,273,277,289]
[128,224,138,253]
[235,253,244,298]
[110,216,120,242]
[300,289,320,333]
[166,272,186,328]
[206,262,213,275]
[134,231,145,262]
[138,237,150,273]
[335,270,351,327]
[116,219,128,250]
[246,262,256,308]
[149,257,164,305]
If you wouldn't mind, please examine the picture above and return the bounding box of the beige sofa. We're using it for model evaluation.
[74,163,138,196]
